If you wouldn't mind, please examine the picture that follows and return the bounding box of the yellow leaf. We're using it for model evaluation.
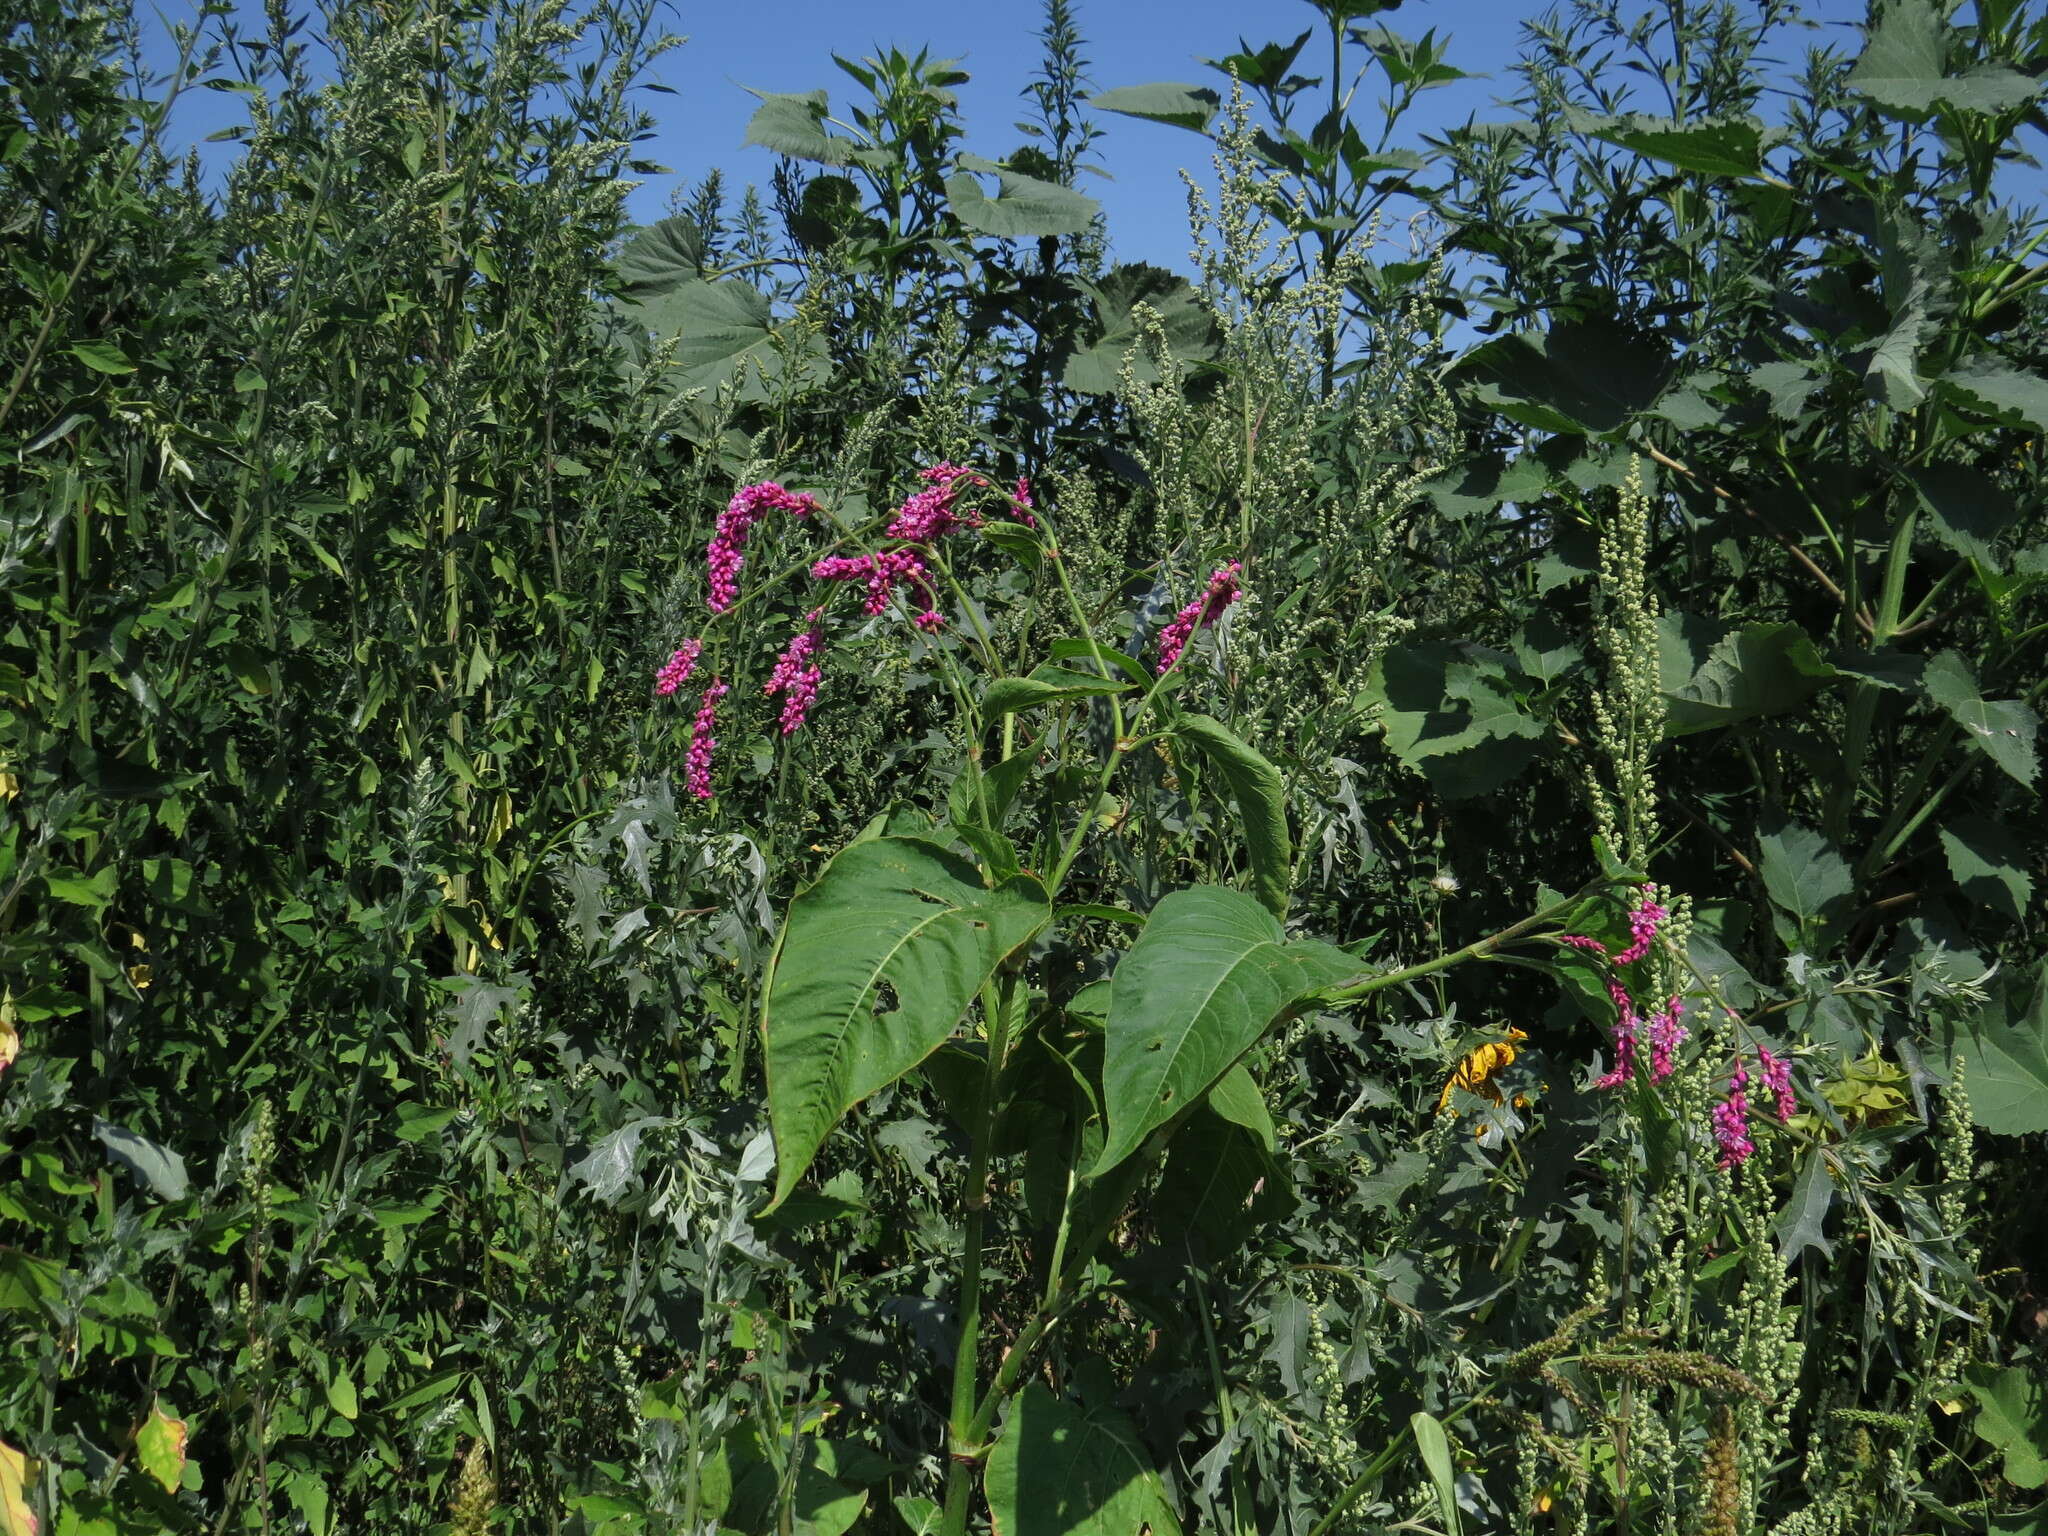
[0,1438,36,1536]
[137,1402,187,1493]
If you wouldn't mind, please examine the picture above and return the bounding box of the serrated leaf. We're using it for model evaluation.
[1660,617,1838,735]
[1848,0,2042,117]
[1096,888,1352,1175]
[946,154,1100,239]
[741,89,853,164]
[1454,316,1676,435]
[1941,359,2048,432]
[1589,113,1766,177]
[1063,263,1220,394]
[1943,964,2048,1135]
[1905,465,2017,570]
[1966,1364,2048,1489]
[762,838,1050,1209]
[626,278,828,403]
[1941,817,2033,920]
[1365,641,1546,798]
[1756,817,1853,934]
[1923,650,2039,787]
[614,216,705,300]
[1089,81,1221,133]
[986,1384,1181,1536]
[1775,1150,1835,1261]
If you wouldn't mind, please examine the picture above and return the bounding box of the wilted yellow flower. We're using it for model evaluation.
[1437,1028,1528,1115]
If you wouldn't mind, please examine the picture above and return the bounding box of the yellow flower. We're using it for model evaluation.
[1437,1027,1528,1115]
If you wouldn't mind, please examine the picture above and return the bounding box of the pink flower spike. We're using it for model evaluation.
[763,611,826,735]
[1008,477,1038,528]
[1156,562,1244,673]
[1613,883,1668,966]
[1712,1058,1755,1170]
[685,678,729,800]
[706,481,821,614]
[1594,979,1639,1089]
[655,638,703,698]
[914,609,946,633]
[1648,996,1688,1083]
[1556,933,1608,955]
[1759,1048,1795,1123]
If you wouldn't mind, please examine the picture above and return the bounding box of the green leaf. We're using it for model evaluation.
[1966,1364,2048,1489]
[1943,964,2048,1135]
[1454,316,1675,435]
[68,340,136,374]
[1659,617,1838,735]
[946,154,1100,239]
[1848,0,2043,117]
[1588,113,1766,177]
[742,89,853,164]
[1365,641,1546,798]
[1941,816,2033,920]
[1940,359,2048,433]
[1170,713,1293,919]
[762,838,1050,1209]
[1410,1412,1463,1536]
[136,1402,188,1493]
[614,216,705,300]
[1775,1149,1835,1261]
[1206,1063,1276,1151]
[1756,818,1853,936]
[981,666,1133,717]
[1063,263,1220,395]
[93,1118,189,1201]
[1095,887,1351,1175]
[1089,81,1221,133]
[1923,650,2039,788]
[1905,465,2017,570]
[626,278,829,403]
[985,1383,1181,1536]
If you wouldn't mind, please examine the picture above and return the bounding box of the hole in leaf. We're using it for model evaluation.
[874,981,900,1014]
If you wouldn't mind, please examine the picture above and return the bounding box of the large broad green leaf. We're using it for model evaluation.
[1063,263,1220,394]
[946,154,1100,239]
[1923,650,2039,788]
[614,216,705,301]
[1940,359,2048,433]
[1941,816,2033,920]
[1364,641,1546,799]
[761,838,1050,1209]
[1775,1149,1835,1261]
[1096,887,1352,1175]
[93,1118,189,1202]
[1588,113,1766,178]
[1089,81,1222,133]
[1454,316,1676,435]
[986,1384,1181,1536]
[1171,713,1292,920]
[1966,1364,2048,1489]
[1659,616,1838,735]
[741,89,855,165]
[1847,0,2042,118]
[1756,818,1853,938]
[1942,964,2048,1135]
[1906,465,2018,569]
[1156,1101,1292,1250]
[627,279,828,404]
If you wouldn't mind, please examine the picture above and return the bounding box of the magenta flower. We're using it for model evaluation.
[1594,980,1639,1088]
[685,678,729,800]
[1009,476,1038,528]
[914,608,946,633]
[1156,562,1244,673]
[1557,933,1608,956]
[763,611,825,735]
[1647,996,1688,1084]
[813,548,936,618]
[707,481,821,614]
[1712,1058,1755,1169]
[1613,884,1668,966]
[1759,1048,1795,1123]
[655,638,703,697]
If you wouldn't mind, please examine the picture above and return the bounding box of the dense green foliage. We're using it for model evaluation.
[3,0,2046,1532]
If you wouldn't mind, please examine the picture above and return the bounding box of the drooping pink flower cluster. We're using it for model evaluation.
[1759,1047,1795,1123]
[763,611,825,735]
[1156,562,1244,673]
[707,481,820,613]
[655,638,703,697]
[1009,477,1037,527]
[1613,884,1668,965]
[1561,885,1684,1090]
[1712,1058,1755,1169]
[812,548,939,625]
[887,472,975,543]
[685,679,728,800]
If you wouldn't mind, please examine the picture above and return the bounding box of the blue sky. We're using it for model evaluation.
[145,0,1876,275]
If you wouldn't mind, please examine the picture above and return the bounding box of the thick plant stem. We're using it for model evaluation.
[939,973,1020,1536]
